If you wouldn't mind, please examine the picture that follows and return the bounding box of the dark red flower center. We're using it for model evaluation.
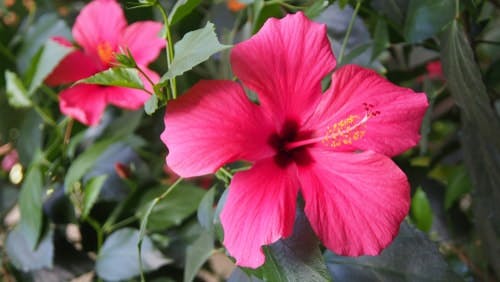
[268,119,313,168]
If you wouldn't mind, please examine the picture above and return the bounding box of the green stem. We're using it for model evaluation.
[102,181,138,233]
[33,104,56,126]
[218,167,233,179]
[86,216,104,251]
[106,216,138,233]
[338,0,362,65]
[157,3,178,99]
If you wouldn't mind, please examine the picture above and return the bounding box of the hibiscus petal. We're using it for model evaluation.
[72,0,126,56]
[162,80,275,177]
[221,158,299,268]
[231,12,335,124]
[59,84,107,126]
[298,149,410,256]
[119,21,165,66]
[105,67,158,109]
[306,64,428,156]
[45,38,100,86]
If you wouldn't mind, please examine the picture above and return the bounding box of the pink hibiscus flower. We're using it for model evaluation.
[161,12,428,268]
[46,0,165,126]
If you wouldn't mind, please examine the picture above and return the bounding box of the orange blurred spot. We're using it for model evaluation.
[227,0,246,12]
[97,42,114,66]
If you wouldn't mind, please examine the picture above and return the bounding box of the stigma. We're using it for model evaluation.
[97,42,114,66]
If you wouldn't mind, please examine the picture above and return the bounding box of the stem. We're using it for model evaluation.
[64,118,74,145]
[218,167,233,180]
[338,0,362,65]
[157,3,177,99]
[102,181,138,233]
[106,216,138,232]
[136,65,155,89]
[86,216,104,251]
[33,104,56,126]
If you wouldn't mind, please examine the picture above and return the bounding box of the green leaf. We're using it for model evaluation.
[0,183,18,214]
[77,67,144,89]
[304,0,330,18]
[326,223,462,281]
[404,0,454,43]
[17,110,43,165]
[249,211,332,282]
[64,138,116,193]
[444,166,471,210]
[184,231,214,282]
[136,184,205,231]
[82,175,107,219]
[168,0,202,25]
[18,166,44,251]
[441,19,500,278]
[16,13,71,73]
[27,39,73,94]
[5,70,31,108]
[144,94,159,115]
[411,187,433,232]
[161,22,231,81]
[197,187,215,231]
[371,18,389,61]
[5,227,53,272]
[96,228,170,281]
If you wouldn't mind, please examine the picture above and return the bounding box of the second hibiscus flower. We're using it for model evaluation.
[162,12,428,268]
[46,0,165,126]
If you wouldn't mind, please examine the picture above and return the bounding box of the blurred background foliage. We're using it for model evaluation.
[0,0,499,281]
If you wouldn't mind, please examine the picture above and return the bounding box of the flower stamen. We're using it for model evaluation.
[97,42,114,65]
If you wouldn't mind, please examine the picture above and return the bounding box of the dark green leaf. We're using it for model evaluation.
[0,183,18,214]
[101,111,143,140]
[136,184,205,231]
[96,228,170,281]
[404,0,454,43]
[441,19,500,278]
[371,18,389,61]
[411,187,433,232]
[5,227,53,272]
[444,166,471,210]
[326,223,462,281]
[197,187,215,231]
[184,231,214,282]
[161,22,230,80]
[371,0,409,25]
[64,138,116,193]
[168,0,202,25]
[18,165,44,250]
[77,67,144,89]
[82,175,107,219]
[5,70,30,108]
[16,110,43,165]
[250,211,332,282]
[27,39,73,94]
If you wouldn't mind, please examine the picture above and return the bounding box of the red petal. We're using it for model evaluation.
[231,12,335,125]
[298,149,410,256]
[162,80,275,177]
[305,65,428,156]
[72,0,126,58]
[119,21,165,66]
[59,84,107,126]
[45,39,99,86]
[221,158,299,268]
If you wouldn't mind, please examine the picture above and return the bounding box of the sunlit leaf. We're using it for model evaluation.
[5,227,53,272]
[77,67,144,89]
[82,175,107,219]
[27,39,73,94]
[161,22,230,80]
[96,228,170,281]
[18,165,44,250]
[411,187,433,232]
[5,70,31,108]
[168,0,202,25]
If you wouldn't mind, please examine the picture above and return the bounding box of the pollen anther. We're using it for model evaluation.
[97,42,114,65]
